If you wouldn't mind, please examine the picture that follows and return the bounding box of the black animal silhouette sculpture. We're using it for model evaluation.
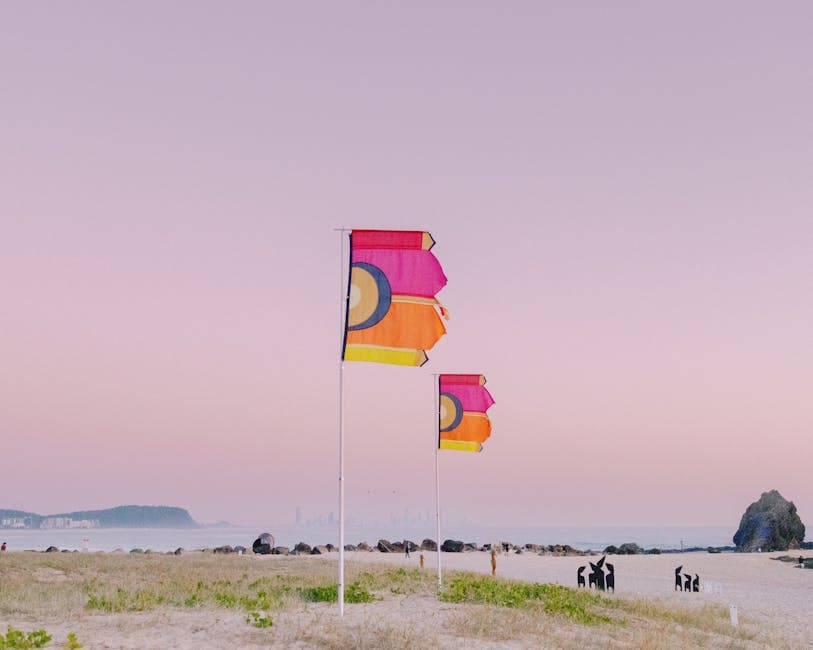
[692,574,700,592]
[683,573,692,591]
[605,562,615,592]
[589,556,607,591]
[577,566,586,588]
[675,566,683,591]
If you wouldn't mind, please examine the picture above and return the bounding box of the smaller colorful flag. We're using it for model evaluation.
[438,374,494,453]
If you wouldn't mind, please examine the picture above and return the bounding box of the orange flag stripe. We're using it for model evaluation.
[345,301,445,350]
[439,413,492,443]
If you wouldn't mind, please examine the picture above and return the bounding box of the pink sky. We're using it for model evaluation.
[2,2,811,530]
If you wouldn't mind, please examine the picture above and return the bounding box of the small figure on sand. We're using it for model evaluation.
[419,553,425,569]
[404,540,410,558]
[490,548,497,576]
[1,542,6,552]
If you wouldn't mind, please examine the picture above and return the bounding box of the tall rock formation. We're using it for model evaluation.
[733,490,805,552]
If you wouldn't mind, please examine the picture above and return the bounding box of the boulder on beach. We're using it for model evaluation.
[45,546,60,553]
[441,539,464,553]
[733,490,806,552]
[357,542,371,551]
[420,539,437,551]
[293,542,312,555]
[377,539,395,553]
[234,545,246,555]
[213,545,234,554]
[252,533,275,555]
[174,547,185,555]
[130,548,144,554]
[311,545,330,555]
[620,543,643,555]
[344,544,357,552]
[271,546,289,555]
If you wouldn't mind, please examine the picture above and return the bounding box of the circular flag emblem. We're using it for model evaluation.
[347,262,392,331]
[439,392,463,432]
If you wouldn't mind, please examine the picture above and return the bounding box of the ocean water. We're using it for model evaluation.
[0,523,734,553]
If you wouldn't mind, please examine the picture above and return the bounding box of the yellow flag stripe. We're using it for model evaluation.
[439,440,483,453]
[344,345,427,367]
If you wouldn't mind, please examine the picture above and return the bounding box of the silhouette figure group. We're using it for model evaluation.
[674,565,700,592]
[577,555,614,592]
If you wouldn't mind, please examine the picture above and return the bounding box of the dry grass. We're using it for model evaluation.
[0,552,784,649]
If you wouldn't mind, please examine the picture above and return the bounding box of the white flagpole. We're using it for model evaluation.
[338,360,345,617]
[434,373,442,590]
[335,228,349,618]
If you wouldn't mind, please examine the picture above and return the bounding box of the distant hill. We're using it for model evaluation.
[0,505,198,529]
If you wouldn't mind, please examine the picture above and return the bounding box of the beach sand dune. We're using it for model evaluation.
[0,550,810,648]
[351,550,813,646]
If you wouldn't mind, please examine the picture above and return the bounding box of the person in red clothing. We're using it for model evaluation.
[1,542,6,552]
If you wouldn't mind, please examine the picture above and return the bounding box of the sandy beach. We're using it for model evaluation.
[1,549,810,649]
[352,550,813,646]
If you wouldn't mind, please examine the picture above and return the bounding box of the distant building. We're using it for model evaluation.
[40,517,99,529]
[0,517,28,529]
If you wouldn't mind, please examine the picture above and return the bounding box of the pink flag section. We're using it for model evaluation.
[441,384,495,413]
[352,249,447,299]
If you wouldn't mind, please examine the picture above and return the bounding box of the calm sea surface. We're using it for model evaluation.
[0,524,734,553]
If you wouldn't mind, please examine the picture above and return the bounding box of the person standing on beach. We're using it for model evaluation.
[404,540,410,558]
[490,548,497,576]
[1,542,6,552]
[419,553,425,569]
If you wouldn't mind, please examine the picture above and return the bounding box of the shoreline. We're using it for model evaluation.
[5,537,811,557]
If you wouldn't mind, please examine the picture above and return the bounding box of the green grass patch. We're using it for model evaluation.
[86,588,164,612]
[0,627,52,649]
[86,578,291,613]
[440,575,617,625]
[300,581,374,604]
[245,612,273,628]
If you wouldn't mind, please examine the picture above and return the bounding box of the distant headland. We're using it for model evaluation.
[0,505,198,529]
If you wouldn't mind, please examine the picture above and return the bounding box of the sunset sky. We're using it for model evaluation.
[2,2,810,531]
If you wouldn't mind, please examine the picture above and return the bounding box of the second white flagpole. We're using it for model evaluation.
[434,373,442,590]
[336,228,349,618]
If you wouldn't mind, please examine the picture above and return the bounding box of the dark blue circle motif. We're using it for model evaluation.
[439,392,463,432]
[347,262,392,331]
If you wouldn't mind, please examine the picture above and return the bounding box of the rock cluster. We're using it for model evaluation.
[603,543,643,555]
[733,490,806,552]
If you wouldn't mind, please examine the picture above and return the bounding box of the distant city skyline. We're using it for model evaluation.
[2,2,810,531]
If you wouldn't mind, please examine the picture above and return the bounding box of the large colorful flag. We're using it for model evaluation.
[342,230,448,366]
[438,374,495,453]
